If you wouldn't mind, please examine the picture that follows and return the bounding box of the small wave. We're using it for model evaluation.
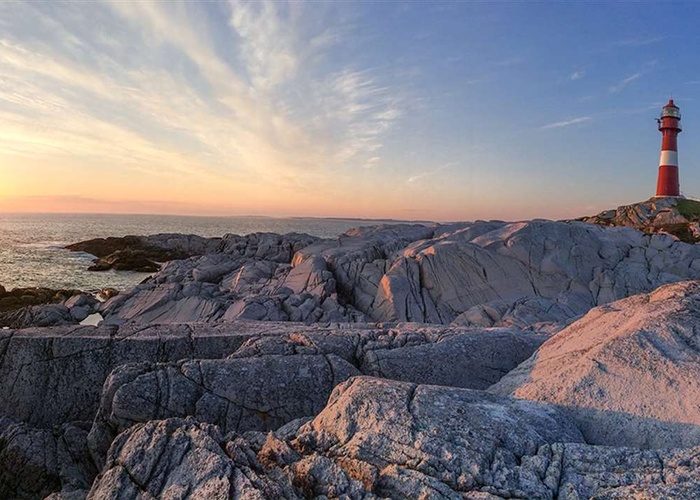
[69,251,99,259]
[18,241,68,249]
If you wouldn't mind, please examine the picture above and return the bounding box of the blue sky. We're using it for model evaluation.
[1,1,699,221]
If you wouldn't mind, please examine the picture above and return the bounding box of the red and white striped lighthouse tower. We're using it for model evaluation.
[655,99,682,197]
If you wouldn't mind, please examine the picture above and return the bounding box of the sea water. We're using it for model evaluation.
[0,213,416,292]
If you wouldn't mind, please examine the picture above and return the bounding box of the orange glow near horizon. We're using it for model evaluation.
[0,150,612,222]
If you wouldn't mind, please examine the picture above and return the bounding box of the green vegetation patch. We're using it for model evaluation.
[676,199,700,221]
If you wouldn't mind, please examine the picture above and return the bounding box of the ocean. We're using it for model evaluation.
[0,213,419,292]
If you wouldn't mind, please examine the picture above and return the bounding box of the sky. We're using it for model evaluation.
[2,1,700,221]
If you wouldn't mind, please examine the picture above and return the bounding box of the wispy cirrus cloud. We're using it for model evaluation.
[539,116,591,130]
[407,162,457,184]
[613,35,665,47]
[609,72,642,93]
[0,0,409,204]
[608,60,657,93]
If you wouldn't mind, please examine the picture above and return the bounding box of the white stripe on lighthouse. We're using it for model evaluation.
[659,150,678,166]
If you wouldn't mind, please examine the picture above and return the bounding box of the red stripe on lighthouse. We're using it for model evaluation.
[661,134,677,151]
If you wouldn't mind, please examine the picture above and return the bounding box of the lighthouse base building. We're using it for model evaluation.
[655,99,683,198]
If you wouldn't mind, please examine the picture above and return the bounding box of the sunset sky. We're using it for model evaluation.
[2,1,700,221]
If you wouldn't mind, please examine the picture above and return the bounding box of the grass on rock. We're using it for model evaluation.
[676,199,700,221]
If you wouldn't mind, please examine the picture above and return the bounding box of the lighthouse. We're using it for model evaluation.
[655,99,682,197]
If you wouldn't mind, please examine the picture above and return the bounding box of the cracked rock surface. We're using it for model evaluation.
[0,322,543,431]
[95,220,700,329]
[85,378,700,499]
[87,354,360,468]
[88,418,296,499]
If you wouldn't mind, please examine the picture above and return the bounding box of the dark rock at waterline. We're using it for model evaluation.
[0,304,76,329]
[0,286,82,313]
[66,234,220,259]
[66,236,193,273]
[66,235,187,260]
[0,288,102,328]
[86,250,160,273]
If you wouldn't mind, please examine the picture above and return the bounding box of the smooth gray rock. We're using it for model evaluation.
[0,320,542,433]
[491,280,700,449]
[226,323,546,390]
[360,328,546,389]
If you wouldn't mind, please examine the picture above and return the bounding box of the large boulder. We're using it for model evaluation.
[287,377,700,498]
[293,376,585,498]
[87,354,360,467]
[491,280,700,449]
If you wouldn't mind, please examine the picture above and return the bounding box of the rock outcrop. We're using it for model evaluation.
[580,196,700,242]
[66,232,317,273]
[84,378,700,499]
[3,314,700,498]
[0,320,550,498]
[0,288,101,328]
[87,354,360,467]
[0,322,541,430]
[0,285,81,312]
[491,280,700,449]
[65,233,222,260]
[94,220,700,331]
[66,234,210,273]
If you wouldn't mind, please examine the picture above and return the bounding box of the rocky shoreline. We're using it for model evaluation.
[3,206,700,499]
